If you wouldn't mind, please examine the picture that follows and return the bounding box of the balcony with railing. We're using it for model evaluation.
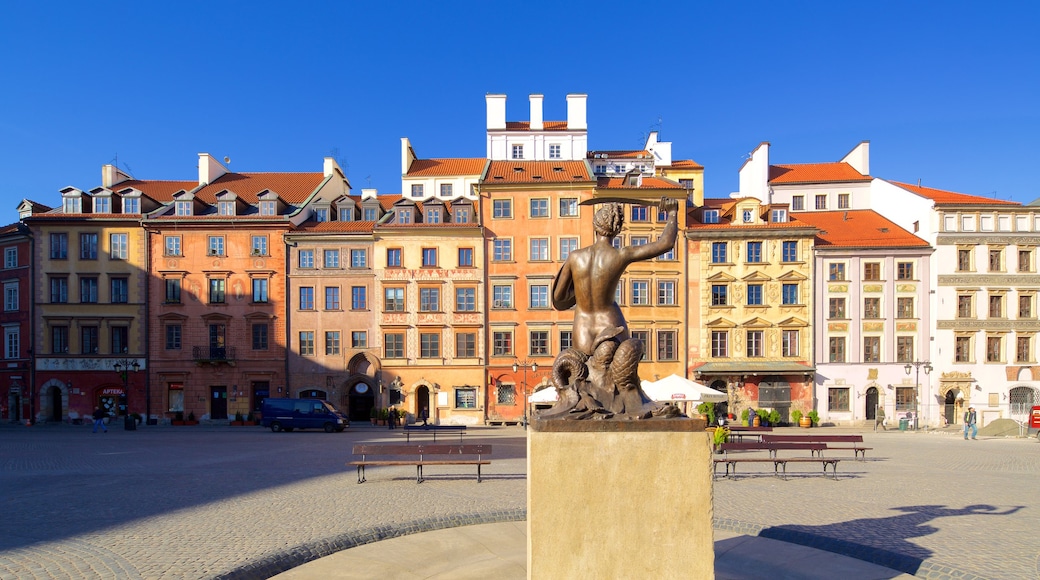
[192,346,236,366]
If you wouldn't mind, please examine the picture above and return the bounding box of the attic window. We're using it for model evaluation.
[553,167,564,172]
[879,227,889,233]
[573,176,583,180]
[532,176,542,180]
[513,167,524,172]
[493,176,503,180]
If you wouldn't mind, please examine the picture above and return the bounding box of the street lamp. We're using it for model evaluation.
[113,356,141,431]
[512,360,538,430]
[904,360,932,430]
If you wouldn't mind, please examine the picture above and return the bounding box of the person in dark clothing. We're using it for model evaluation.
[387,406,396,430]
[92,406,108,433]
[421,407,429,426]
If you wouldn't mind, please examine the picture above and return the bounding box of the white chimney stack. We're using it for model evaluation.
[566,93,587,131]
[486,94,506,130]
[530,94,544,130]
[198,153,228,186]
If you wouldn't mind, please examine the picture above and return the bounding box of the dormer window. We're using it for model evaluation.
[626,175,640,187]
[363,207,379,221]
[122,197,140,214]
[63,197,82,214]
[313,208,329,222]
[425,207,442,224]
[742,209,753,223]
[218,201,235,216]
[771,209,788,223]
[454,206,471,224]
[175,201,192,216]
[259,201,277,216]
[703,209,719,224]
[94,197,111,213]
[396,208,413,224]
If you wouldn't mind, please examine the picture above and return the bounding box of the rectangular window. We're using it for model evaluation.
[711,284,728,306]
[410,184,424,198]
[782,283,798,305]
[989,295,1004,318]
[456,332,476,357]
[496,384,515,405]
[711,242,727,264]
[396,209,413,224]
[782,241,798,262]
[419,287,440,312]
[815,194,827,210]
[711,331,728,357]
[325,331,341,355]
[455,387,477,409]
[81,326,98,354]
[828,263,846,281]
[955,336,972,362]
[560,238,578,261]
[50,233,68,259]
[252,324,268,350]
[164,278,181,303]
[110,277,128,304]
[492,239,512,261]
[352,331,367,349]
[657,331,676,360]
[422,247,438,267]
[511,144,524,159]
[50,277,68,303]
[4,328,17,360]
[791,196,804,211]
[350,249,367,268]
[1019,249,1033,273]
[560,330,573,351]
[363,207,378,221]
[312,208,328,222]
[530,330,550,356]
[492,285,513,308]
[110,326,128,354]
[207,236,224,257]
[781,330,799,357]
[897,262,914,280]
[386,248,402,267]
[837,193,850,209]
[325,287,341,310]
[209,279,226,304]
[493,331,513,356]
[560,198,578,217]
[80,277,98,303]
[631,236,649,247]
[530,285,549,308]
[299,286,314,310]
[864,336,880,362]
[958,249,973,272]
[425,207,442,224]
[440,183,453,197]
[384,287,405,312]
[259,200,277,216]
[986,336,1002,363]
[771,209,787,223]
[631,281,649,305]
[549,144,561,159]
[299,249,315,268]
[829,298,846,319]
[989,248,1003,272]
[1020,295,1033,318]
[493,199,512,219]
[252,278,268,303]
[1017,336,1033,363]
[747,331,764,357]
[829,337,846,362]
[864,297,880,319]
[458,247,473,267]
[80,233,98,260]
[657,281,675,306]
[530,238,549,261]
[165,324,182,350]
[703,209,719,224]
[631,331,650,360]
[864,263,881,280]
[352,286,367,310]
[828,388,850,412]
[897,336,914,362]
[110,233,128,260]
[324,249,340,268]
[631,206,648,222]
[3,283,16,311]
[897,297,914,319]
[746,241,762,263]
[455,287,476,311]
[957,294,974,318]
[747,284,763,306]
[251,236,267,256]
[52,325,69,354]
[299,331,315,356]
[418,333,441,358]
[218,200,234,216]
[530,199,549,218]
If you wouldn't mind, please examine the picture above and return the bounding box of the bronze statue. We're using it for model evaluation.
[541,196,681,420]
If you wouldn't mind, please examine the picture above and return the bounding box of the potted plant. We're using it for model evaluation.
[740,408,750,427]
[768,409,781,427]
[756,409,769,427]
[231,411,244,426]
[696,402,715,425]
[378,407,388,426]
[712,426,729,453]
[791,409,803,425]
[244,411,256,426]
[172,411,185,426]
[370,406,379,425]
[807,410,820,427]
[397,408,408,425]
[185,411,198,426]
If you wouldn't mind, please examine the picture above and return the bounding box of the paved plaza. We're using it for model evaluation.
[0,422,1037,579]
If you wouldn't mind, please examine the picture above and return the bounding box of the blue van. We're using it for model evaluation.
[261,398,348,433]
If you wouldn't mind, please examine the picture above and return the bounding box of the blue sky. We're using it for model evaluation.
[2,1,1038,224]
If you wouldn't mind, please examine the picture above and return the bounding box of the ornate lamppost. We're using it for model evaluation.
[113,356,141,430]
[512,360,538,430]
[904,360,932,430]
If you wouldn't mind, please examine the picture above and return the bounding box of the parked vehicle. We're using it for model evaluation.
[261,398,348,433]
[1029,405,1040,440]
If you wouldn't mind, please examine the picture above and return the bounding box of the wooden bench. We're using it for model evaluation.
[761,434,872,460]
[403,425,466,443]
[713,442,839,480]
[725,426,773,442]
[349,443,491,484]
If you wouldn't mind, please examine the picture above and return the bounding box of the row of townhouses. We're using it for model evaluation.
[2,94,1036,430]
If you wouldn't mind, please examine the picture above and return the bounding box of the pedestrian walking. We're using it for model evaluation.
[420,407,429,426]
[963,406,977,440]
[875,407,887,431]
[387,406,396,430]
[92,406,108,433]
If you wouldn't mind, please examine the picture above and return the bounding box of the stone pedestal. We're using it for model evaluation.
[527,419,713,579]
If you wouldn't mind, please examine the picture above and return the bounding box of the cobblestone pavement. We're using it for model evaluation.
[0,422,1037,579]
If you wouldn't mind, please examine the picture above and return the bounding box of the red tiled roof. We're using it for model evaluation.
[769,162,870,184]
[687,197,817,231]
[663,159,704,169]
[794,210,930,248]
[406,158,487,177]
[596,176,683,190]
[115,180,197,202]
[483,161,592,184]
[504,121,569,131]
[194,172,326,204]
[890,181,1019,206]
[295,221,376,234]
[587,150,652,159]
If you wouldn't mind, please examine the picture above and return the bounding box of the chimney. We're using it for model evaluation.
[529,94,544,130]
[566,93,587,130]
[401,137,416,175]
[841,141,870,176]
[361,188,378,200]
[102,164,130,188]
[486,94,506,130]
[198,153,228,186]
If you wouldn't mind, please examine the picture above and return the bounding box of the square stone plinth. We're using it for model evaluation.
[527,419,713,579]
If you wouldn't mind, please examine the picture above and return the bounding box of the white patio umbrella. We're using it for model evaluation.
[528,387,559,403]
[641,374,727,403]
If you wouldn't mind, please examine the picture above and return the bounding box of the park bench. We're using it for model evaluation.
[403,424,466,443]
[713,442,840,480]
[760,434,872,460]
[349,443,491,484]
[724,425,773,442]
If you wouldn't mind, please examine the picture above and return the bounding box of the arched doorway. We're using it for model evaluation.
[348,383,374,423]
[865,387,879,421]
[48,386,63,422]
[8,390,21,421]
[709,379,728,418]
[416,385,431,424]
[944,390,960,426]
[1009,386,1038,422]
